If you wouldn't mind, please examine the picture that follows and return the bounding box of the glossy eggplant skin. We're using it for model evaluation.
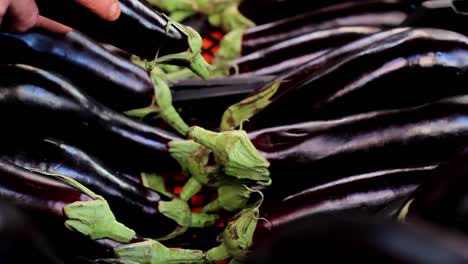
[403,2,468,37]
[246,213,468,264]
[0,64,181,175]
[0,165,116,261]
[239,0,347,24]
[169,76,275,129]
[398,147,468,236]
[0,138,178,238]
[249,95,468,196]
[0,30,152,111]
[241,0,412,54]
[0,160,91,219]
[233,26,382,75]
[240,28,468,130]
[260,166,435,220]
[0,200,64,264]
[36,0,189,60]
[240,0,424,24]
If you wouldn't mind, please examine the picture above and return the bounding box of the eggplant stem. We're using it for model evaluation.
[180,177,203,202]
[220,81,282,131]
[188,126,271,185]
[206,195,264,261]
[190,212,219,228]
[398,198,415,222]
[201,200,222,213]
[115,240,207,264]
[141,173,174,199]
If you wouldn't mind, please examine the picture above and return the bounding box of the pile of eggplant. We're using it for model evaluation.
[5,0,468,263]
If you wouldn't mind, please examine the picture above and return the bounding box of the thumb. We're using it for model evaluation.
[73,0,121,21]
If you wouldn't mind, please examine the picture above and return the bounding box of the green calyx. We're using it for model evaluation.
[196,0,235,15]
[398,198,415,222]
[209,4,255,33]
[125,74,189,136]
[220,81,282,131]
[158,199,218,229]
[115,240,207,264]
[202,180,253,213]
[31,170,136,243]
[147,0,195,13]
[141,173,174,199]
[169,10,196,22]
[130,55,147,69]
[64,198,136,243]
[159,199,192,227]
[169,140,221,201]
[154,18,211,80]
[188,126,271,185]
[206,198,263,262]
[212,29,244,69]
[148,0,232,15]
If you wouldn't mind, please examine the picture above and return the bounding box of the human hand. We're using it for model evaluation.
[0,0,121,33]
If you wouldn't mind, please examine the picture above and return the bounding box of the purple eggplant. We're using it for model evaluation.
[0,160,209,263]
[232,26,382,76]
[397,146,468,236]
[260,166,435,218]
[0,159,143,243]
[0,137,179,238]
[239,0,348,24]
[38,0,184,59]
[247,95,468,196]
[206,194,468,262]
[244,213,468,263]
[222,28,468,131]
[240,0,412,55]
[0,64,182,175]
[169,75,275,129]
[36,0,210,78]
[0,29,153,110]
[403,0,468,37]
[239,0,424,24]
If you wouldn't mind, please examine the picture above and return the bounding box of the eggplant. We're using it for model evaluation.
[0,64,265,189]
[0,159,143,243]
[221,27,411,130]
[0,200,64,264]
[260,166,435,219]
[239,0,412,55]
[206,198,468,262]
[0,137,179,238]
[403,0,468,37]
[247,95,468,196]
[396,147,468,236]
[0,29,152,111]
[237,49,331,77]
[223,28,468,131]
[0,161,208,263]
[239,0,348,24]
[168,75,275,129]
[161,164,426,253]
[240,0,424,24]
[38,0,184,59]
[231,26,382,76]
[36,0,209,78]
[0,64,182,175]
[243,213,468,263]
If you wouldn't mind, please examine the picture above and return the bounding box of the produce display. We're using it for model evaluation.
[2,0,468,263]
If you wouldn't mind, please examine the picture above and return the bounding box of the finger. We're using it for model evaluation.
[73,0,121,21]
[36,16,72,34]
[6,0,39,32]
[0,0,8,28]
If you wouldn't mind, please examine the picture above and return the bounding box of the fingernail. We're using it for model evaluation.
[108,1,121,21]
